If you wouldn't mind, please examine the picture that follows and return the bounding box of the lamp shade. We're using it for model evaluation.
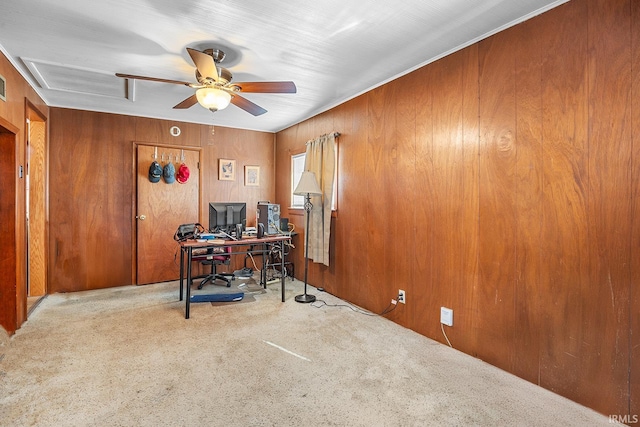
[294,171,322,195]
[196,87,232,111]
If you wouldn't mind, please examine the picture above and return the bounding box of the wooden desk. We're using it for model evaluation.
[179,235,291,319]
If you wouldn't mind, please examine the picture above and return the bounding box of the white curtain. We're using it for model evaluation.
[304,133,336,266]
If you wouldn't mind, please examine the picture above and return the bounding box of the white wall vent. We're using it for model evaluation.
[0,74,6,101]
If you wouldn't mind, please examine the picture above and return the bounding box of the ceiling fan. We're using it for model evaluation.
[116,47,296,116]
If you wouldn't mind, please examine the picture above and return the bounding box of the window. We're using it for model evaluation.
[290,151,337,210]
[291,153,306,208]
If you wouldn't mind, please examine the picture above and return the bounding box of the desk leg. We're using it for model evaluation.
[186,246,192,319]
[179,246,184,301]
[281,241,286,302]
[261,243,267,289]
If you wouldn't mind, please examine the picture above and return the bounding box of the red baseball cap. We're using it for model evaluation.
[176,163,190,184]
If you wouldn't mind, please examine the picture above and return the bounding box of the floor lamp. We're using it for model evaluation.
[293,171,323,303]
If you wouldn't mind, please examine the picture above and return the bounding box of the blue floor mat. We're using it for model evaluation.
[190,292,244,302]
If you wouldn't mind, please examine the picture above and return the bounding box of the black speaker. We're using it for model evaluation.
[257,203,280,235]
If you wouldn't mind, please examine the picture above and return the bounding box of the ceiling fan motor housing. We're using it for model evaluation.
[196,67,232,85]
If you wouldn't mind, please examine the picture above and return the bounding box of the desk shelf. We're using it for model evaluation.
[264,234,295,281]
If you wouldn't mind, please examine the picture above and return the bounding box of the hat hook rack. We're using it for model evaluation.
[153,146,158,160]
[181,149,185,162]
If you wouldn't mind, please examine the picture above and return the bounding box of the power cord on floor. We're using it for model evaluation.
[245,252,260,271]
[441,323,452,347]
[379,300,398,316]
[311,298,398,317]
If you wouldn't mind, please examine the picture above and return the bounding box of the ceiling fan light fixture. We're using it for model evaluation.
[196,87,231,111]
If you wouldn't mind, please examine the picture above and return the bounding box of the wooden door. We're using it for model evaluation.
[136,144,200,284]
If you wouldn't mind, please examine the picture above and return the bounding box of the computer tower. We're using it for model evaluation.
[257,203,280,235]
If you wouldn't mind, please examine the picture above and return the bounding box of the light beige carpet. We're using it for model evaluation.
[0,277,613,426]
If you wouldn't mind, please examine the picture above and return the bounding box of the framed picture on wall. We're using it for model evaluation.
[218,159,235,181]
[245,166,260,186]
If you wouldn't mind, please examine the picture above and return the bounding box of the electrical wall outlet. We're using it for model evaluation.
[398,289,406,304]
[440,307,453,326]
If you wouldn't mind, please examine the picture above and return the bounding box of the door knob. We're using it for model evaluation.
[136,215,146,220]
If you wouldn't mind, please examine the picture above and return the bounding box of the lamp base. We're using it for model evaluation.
[295,293,316,303]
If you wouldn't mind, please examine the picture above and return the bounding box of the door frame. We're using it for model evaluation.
[131,141,203,284]
[0,116,20,334]
[25,100,48,312]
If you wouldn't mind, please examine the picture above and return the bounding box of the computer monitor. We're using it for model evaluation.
[208,202,246,233]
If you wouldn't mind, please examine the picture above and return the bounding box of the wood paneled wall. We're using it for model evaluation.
[48,108,275,293]
[0,51,48,334]
[631,0,640,415]
[275,0,638,418]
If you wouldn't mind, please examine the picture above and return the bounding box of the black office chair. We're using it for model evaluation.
[192,246,235,289]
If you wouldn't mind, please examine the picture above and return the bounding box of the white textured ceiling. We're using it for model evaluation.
[0,0,567,133]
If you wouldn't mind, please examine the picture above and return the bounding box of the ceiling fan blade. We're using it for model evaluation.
[115,73,192,86]
[230,94,267,116]
[173,94,198,109]
[233,81,297,93]
[187,48,219,82]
